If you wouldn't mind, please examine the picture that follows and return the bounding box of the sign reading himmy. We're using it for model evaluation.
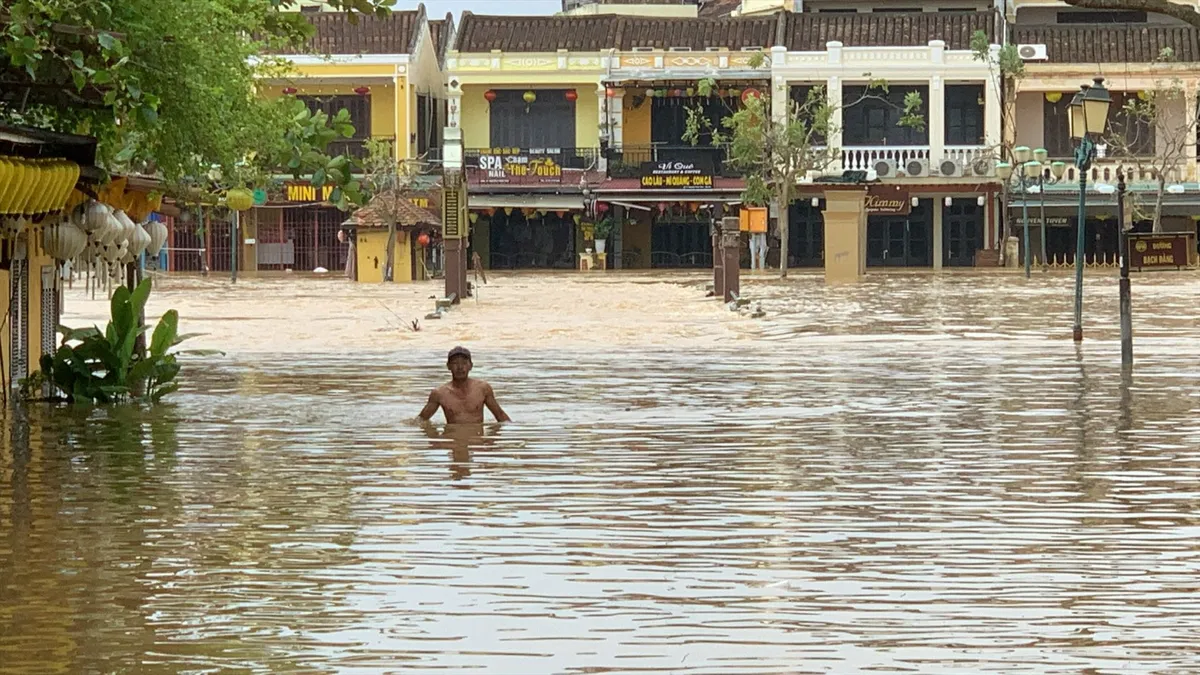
[864,185,910,215]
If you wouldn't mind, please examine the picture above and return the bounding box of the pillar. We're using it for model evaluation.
[933,197,944,270]
[719,216,740,302]
[822,186,867,283]
[712,218,724,300]
[770,46,788,125]
[985,45,1003,152]
[597,85,610,173]
[443,171,468,302]
[825,73,843,170]
[929,73,945,166]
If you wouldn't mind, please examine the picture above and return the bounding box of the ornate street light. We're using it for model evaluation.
[1068,76,1112,342]
[997,146,1047,278]
[1037,158,1068,271]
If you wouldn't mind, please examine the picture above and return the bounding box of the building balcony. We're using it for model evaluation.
[606,144,743,178]
[464,147,602,187]
[841,146,931,175]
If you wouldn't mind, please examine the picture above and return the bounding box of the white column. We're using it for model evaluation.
[826,75,843,172]
[984,45,1002,151]
[597,84,609,172]
[611,89,625,149]
[933,197,944,270]
[770,46,789,124]
[394,74,404,162]
[929,75,945,162]
[447,91,462,130]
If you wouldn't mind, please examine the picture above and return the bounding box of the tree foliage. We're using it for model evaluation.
[1,0,392,206]
[360,137,423,281]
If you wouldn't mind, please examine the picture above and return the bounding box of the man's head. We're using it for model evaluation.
[446,346,472,381]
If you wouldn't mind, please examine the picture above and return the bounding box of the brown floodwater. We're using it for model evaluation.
[2,271,1200,673]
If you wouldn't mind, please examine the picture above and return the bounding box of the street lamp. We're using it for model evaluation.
[1037,158,1068,270]
[996,146,1046,278]
[1068,76,1112,342]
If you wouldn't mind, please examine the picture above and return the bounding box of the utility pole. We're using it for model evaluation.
[1117,168,1132,369]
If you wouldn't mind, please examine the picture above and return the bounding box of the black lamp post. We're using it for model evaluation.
[1117,168,1132,369]
[1068,77,1112,343]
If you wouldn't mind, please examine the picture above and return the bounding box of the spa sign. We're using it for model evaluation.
[474,150,563,185]
[639,160,714,190]
[1129,233,1192,270]
[865,185,910,215]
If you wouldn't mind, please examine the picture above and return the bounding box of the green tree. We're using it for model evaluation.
[360,137,422,281]
[1,0,391,206]
[685,69,923,277]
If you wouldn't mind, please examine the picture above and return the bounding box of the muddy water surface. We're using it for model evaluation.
[2,272,1200,673]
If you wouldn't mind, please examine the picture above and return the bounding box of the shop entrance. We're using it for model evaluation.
[651,217,711,268]
[867,200,932,267]
[787,202,824,268]
[943,199,983,267]
[488,210,577,269]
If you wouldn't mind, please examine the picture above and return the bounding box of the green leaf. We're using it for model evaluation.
[150,382,180,402]
[150,310,179,357]
[70,50,85,68]
[130,277,152,317]
[92,69,111,85]
[72,70,87,91]
[97,33,117,50]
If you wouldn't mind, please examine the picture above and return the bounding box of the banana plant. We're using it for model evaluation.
[38,277,217,404]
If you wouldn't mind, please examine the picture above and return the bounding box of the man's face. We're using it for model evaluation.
[448,355,472,381]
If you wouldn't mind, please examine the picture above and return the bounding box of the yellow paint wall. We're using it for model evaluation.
[575,87,600,149]
[461,85,492,149]
[623,96,652,148]
[355,230,415,283]
[262,78,414,158]
[460,84,604,150]
[623,214,652,269]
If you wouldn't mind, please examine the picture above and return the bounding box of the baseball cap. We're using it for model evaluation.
[447,346,472,362]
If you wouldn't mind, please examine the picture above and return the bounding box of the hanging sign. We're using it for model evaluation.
[1129,233,1192,270]
[285,183,335,202]
[475,150,563,184]
[639,160,714,190]
[865,185,910,215]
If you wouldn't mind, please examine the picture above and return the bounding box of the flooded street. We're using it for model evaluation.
[3,271,1200,673]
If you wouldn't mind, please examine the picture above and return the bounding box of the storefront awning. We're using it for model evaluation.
[594,192,745,204]
[468,194,584,210]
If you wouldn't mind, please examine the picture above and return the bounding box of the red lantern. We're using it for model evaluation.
[565,89,579,102]
[596,202,609,214]
[417,233,431,247]
[672,89,685,98]
[605,86,617,98]
[741,87,762,104]
[282,86,297,95]
[484,89,498,103]
[658,202,668,214]
[354,86,371,96]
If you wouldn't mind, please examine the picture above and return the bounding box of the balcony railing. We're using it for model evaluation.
[607,145,743,178]
[842,146,931,173]
[327,136,394,161]
[464,147,601,186]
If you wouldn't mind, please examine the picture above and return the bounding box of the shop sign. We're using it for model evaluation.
[475,150,563,184]
[639,160,714,190]
[1013,215,1071,227]
[285,183,334,202]
[865,185,910,215]
[1129,233,1191,270]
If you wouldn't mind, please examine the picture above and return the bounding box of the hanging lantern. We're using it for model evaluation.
[672,89,685,98]
[689,202,700,213]
[1137,90,1150,101]
[484,89,498,103]
[656,88,668,98]
[719,88,730,98]
[565,89,579,102]
[523,90,537,104]
[645,88,656,98]
[1044,91,1063,104]
[727,88,741,98]
[595,202,609,214]
[741,87,762,103]
[504,207,514,216]
[146,219,168,257]
[658,202,667,214]
[226,188,254,212]
[484,207,495,216]
[282,86,297,95]
[555,210,566,218]
[605,86,617,98]
[83,201,110,233]
[354,86,371,96]
[573,214,582,225]
[469,212,480,223]
[685,87,695,97]
[130,221,152,256]
[417,232,431,247]
[522,207,535,216]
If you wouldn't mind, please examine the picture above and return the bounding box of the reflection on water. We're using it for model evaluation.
[4,274,1200,673]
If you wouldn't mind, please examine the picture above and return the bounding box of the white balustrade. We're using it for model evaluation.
[841,146,930,172]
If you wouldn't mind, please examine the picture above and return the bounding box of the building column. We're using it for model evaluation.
[770,46,789,125]
[597,85,610,172]
[826,75,843,172]
[933,197,944,270]
[984,45,1003,152]
[929,74,945,164]
[822,186,867,283]
[447,90,462,130]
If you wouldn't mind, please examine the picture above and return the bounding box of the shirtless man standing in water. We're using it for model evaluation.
[418,347,511,424]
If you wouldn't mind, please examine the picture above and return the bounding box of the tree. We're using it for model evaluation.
[971,29,1024,165]
[1060,0,1200,30]
[685,67,923,277]
[1,0,391,206]
[1103,49,1198,233]
[359,137,427,282]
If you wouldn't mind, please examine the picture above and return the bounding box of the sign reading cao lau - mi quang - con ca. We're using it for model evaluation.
[1129,233,1193,270]
[864,184,910,216]
[639,160,714,190]
[475,149,563,184]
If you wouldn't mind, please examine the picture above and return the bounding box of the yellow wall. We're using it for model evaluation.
[461,85,492,149]
[623,95,652,148]
[262,75,415,158]
[623,214,652,269]
[575,87,600,149]
[355,230,415,283]
[459,84,604,150]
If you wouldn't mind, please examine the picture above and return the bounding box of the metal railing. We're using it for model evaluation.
[842,145,931,172]
[607,144,742,178]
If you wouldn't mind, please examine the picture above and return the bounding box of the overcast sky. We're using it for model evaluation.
[394,0,561,18]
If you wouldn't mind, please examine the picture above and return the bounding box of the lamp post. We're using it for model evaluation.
[1068,77,1112,342]
[1117,167,1133,369]
[996,146,1046,278]
[1037,152,1069,271]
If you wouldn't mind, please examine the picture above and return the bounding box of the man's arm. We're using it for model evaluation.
[418,389,441,421]
[483,383,511,423]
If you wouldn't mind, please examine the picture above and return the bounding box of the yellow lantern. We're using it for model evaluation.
[1044,91,1063,104]
[226,188,254,212]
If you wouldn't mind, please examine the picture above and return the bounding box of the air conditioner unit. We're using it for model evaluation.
[1017,44,1048,61]
[971,157,995,177]
[873,158,898,178]
[904,158,929,177]
[938,158,965,177]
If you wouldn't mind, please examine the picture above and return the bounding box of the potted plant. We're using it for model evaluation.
[593,215,615,254]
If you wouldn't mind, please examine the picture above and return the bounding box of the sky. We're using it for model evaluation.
[393,0,562,18]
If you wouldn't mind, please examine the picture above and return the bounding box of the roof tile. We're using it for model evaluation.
[782,11,997,51]
[1013,24,1200,63]
[282,10,422,55]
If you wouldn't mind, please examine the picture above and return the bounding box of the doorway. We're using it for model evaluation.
[943,198,983,267]
[788,202,825,267]
[867,199,932,267]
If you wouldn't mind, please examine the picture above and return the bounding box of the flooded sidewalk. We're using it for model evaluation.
[2,270,1199,673]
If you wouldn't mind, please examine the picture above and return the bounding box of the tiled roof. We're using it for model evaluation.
[781,11,998,51]
[1013,24,1200,63]
[454,12,778,52]
[354,190,441,230]
[429,18,448,58]
[282,8,424,55]
[698,0,742,18]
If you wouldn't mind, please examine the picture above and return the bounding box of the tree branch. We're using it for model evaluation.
[1061,0,1200,30]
